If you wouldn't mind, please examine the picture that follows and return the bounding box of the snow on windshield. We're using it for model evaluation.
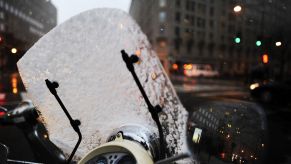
[17,8,188,158]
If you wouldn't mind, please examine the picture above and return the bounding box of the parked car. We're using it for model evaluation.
[183,64,219,78]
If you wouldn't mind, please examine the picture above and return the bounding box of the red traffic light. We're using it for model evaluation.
[262,54,269,64]
[0,36,3,43]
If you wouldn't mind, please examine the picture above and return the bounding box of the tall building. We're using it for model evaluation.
[0,0,57,71]
[130,0,291,76]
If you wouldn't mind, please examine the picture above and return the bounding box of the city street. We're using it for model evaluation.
[171,75,291,164]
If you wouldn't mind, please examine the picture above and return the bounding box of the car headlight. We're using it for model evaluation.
[250,83,260,90]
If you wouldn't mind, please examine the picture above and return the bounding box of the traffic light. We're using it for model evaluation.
[234,33,241,44]
[256,40,262,47]
[234,37,241,44]
[0,35,3,44]
[256,36,262,47]
[262,54,269,64]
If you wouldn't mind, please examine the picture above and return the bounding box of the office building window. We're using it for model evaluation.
[187,39,193,53]
[176,0,180,7]
[185,14,189,24]
[175,12,180,22]
[159,11,166,22]
[0,23,4,31]
[186,0,189,10]
[186,0,195,11]
[197,3,206,13]
[190,15,195,25]
[175,27,180,36]
[197,17,206,28]
[159,0,166,7]
[0,12,4,19]
[208,43,214,56]
[209,20,214,28]
[174,38,182,51]
[191,1,196,11]
[210,7,214,16]
[209,33,213,40]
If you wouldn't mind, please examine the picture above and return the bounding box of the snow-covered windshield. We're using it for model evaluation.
[17,8,187,159]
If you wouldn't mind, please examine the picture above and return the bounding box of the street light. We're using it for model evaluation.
[275,41,282,47]
[233,5,242,13]
[11,48,17,54]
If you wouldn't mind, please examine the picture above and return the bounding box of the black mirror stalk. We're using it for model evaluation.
[121,50,166,159]
[45,79,82,164]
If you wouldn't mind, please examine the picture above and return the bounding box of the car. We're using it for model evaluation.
[249,80,291,104]
[183,64,219,78]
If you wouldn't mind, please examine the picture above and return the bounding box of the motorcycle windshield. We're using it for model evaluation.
[17,8,188,159]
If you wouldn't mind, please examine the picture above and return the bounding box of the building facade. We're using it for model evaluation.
[130,0,291,77]
[0,0,57,71]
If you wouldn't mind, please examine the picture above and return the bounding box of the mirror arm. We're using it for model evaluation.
[121,50,166,159]
[45,79,82,164]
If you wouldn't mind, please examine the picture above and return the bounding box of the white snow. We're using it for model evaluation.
[17,8,188,159]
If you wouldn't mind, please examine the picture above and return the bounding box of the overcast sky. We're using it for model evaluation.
[51,0,131,24]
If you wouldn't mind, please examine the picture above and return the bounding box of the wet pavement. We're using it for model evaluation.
[172,75,291,164]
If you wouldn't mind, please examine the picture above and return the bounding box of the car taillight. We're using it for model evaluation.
[183,64,193,70]
[0,93,6,106]
[0,111,6,116]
